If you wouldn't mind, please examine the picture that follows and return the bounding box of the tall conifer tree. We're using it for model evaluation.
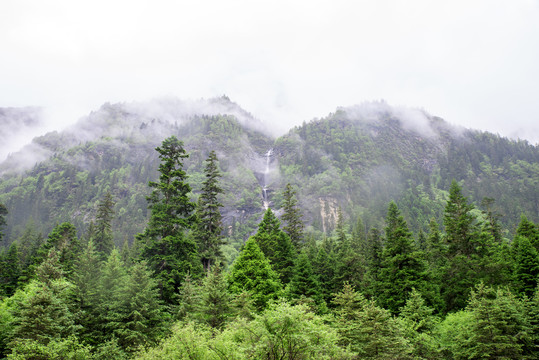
[281,183,304,249]
[227,237,282,310]
[93,192,115,259]
[193,150,225,271]
[252,209,296,284]
[138,136,201,305]
[377,202,431,314]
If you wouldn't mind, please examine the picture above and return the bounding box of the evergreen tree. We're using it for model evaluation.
[199,265,231,329]
[193,150,225,271]
[464,283,531,359]
[312,238,338,305]
[15,221,44,285]
[335,234,365,291]
[138,136,201,305]
[362,227,383,298]
[480,197,503,243]
[444,180,476,257]
[377,202,431,314]
[281,183,304,249]
[71,240,102,346]
[333,283,413,359]
[517,214,539,251]
[399,289,440,359]
[442,181,482,313]
[425,219,446,272]
[252,209,296,284]
[9,256,78,348]
[93,192,116,259]
[287,251,322,305]
[512,235,539,297]
[95,249,128,344]
[117,261,169,352]
[40,222,80,276]
[351,214,367,254]
[176,273,201,321]
[227,237,282,310]
[0,242,21,297]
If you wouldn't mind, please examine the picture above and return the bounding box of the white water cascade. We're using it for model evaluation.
[262,148,273,209]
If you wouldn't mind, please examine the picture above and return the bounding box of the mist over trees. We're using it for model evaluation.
[1,98,539,358]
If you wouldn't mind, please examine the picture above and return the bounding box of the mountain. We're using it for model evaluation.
[274,102,539,236]
[0,98,537,250]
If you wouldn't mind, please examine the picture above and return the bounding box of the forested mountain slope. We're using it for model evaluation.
[0,98,537,248]
[275,102,539,235]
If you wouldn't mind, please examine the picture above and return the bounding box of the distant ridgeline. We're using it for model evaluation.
[0,98,538,249]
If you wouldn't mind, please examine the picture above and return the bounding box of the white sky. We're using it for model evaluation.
[1,0,539,144]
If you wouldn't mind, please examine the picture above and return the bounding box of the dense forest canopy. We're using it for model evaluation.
[1,97,539,358]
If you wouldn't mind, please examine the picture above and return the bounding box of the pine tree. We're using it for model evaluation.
[139,136,202,305]
[93,192,115,259]
[117,261,168,352]
[464,283,531,359]
[0,242,21,297]
[39,222,81,276]
[351,214,367,253]
[517,214,539,251]
[512,235,539,297]
[193,150,225,271]
[377,202,430,314]
[287,251,322,305]
[176,273,201,321]
[71,239,102,346]
[400,289,440,359]
[227,237,282,310]
[480,197,503,243]
[312,238,337,305]
[252,209,296,284]
[9,256,78,347]
[333,283,413,359]
[444,180,476,257]
[362,227,383,298]
[281,183,304,249]
[199,265,231,329]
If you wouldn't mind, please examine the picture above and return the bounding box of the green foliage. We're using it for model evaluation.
[517,214,539,251]
[280,183,304,249]
[6,336,92,360]
[144,136,195,239]
[252,209,296,284]
[512,235,539,297]
[333,283,412,359]
[220,301,351,359]
[227,237,282,310]
[40,222,81,276]
[93,192,115,259]
[444,180,476,257]
[9,278,79,347]
[399,289,440,358]
[198,266,232,329]
[139,136,202,305]
[193,150,225,271]
[0,242,21,297]
[286,251,323,309]
[465,284,531,359]
[377,202,432,314]
[434,310,474,359]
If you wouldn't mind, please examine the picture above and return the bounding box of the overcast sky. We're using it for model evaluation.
[1,0,538,145]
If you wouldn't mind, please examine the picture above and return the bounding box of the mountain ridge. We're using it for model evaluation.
[0,97,537,250]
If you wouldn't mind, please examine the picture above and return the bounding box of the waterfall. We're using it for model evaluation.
[262,148,273,209]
